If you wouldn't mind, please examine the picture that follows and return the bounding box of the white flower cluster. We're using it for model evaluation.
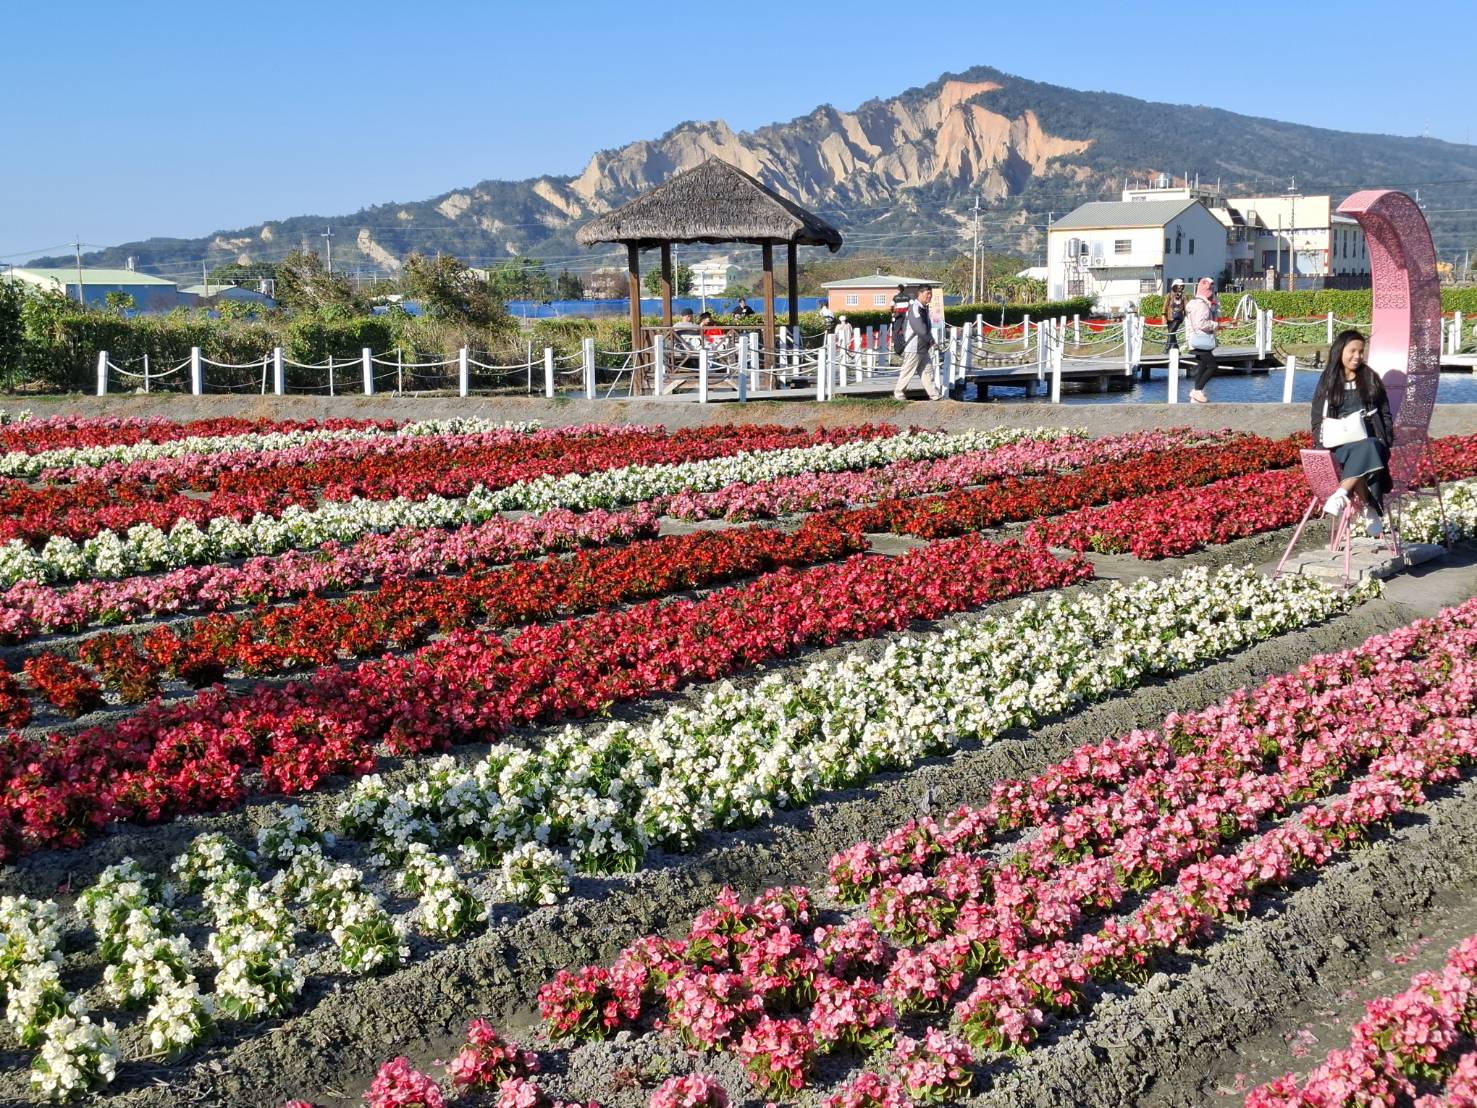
[334,565,1366,901]
[0,409,32,424]
[399,844,487,940]
[255,804,334,864]
[497,842,573,908]
[271,849,406,976]
[0,427,1057,587]
[0,896,69,1048]
[1396,476,1477,545]
[28,1012,120,1104]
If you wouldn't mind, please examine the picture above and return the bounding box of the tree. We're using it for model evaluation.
[400,253,507,328]
[0,281,23,380]
[275,250,362,316]
[484,258,553,303]
[643,263,693,297]
[555,270,584,300]
[104,290,136,315]
[208,261,277,286]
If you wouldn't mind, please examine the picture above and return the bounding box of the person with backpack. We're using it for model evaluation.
[1163,278,1187,352]
[893,285,941,400]
[1186,277,1220,404]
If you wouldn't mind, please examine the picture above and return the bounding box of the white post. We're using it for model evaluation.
[95,351,108,396]
[458,347,469,398]
[190,347,203,395]
[1167,347,1180,404]
[1022,315,1032,350]
[543,347,555,398]
[144,354,151,394]
[1036,318,1046,383]
[737,348,748,402]
[1257,308,1268,359]
[327,356,335,398]
[1458,311,1466,353]
[1050,321,1063,404]
[362,348,374,396]
[1326,311,1335,345]
[745,335,759,393]
[1073,313,1081,345]
[791,325,802,371]
[1123,317,1133,375]
[652,335,665,396]
[1283,354,1298,403]
[940,336,953,397]
[865,327,875,375]
[582,337,596,399]
[698,348,710,404]
[396,348,403,395]
[273,347,285,396]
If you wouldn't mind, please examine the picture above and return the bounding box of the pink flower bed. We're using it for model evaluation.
[0,414,393,454]
[1247,935,1477,1106]
[527,597,1477,1099]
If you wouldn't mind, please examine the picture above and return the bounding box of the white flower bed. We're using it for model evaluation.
[0,417,538,478]
[0,427,1058,586]
[1399,476,1477,544]
[338,564,1370,879]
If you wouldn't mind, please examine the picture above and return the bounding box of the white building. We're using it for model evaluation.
[1225,194,1370,283]
[689,256,737,297]
[1047,199,1228,313]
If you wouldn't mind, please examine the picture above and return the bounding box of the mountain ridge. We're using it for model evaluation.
[37,64,1477,279]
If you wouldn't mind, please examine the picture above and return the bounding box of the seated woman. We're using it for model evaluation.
[1311,328,1393,535]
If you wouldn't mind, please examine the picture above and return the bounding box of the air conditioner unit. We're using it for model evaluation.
[1066,238,1080,258]
[1089,254,1105,267]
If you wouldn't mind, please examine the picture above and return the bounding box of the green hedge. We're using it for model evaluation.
[1138,288,1477,320]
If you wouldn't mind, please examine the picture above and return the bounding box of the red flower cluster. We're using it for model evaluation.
[533,597,1477,1097]
[0,423,890,547]
[21,653,102,717]
[0,668,29,729]
[0,535,1085,857]
[0,414,392,454]
[837,436,1305,539]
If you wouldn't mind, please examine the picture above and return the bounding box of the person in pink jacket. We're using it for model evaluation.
[1185,277,1220,403]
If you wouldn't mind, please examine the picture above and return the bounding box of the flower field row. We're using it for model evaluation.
[1247,933,1477,1106]
[520,597,1477,1103]
[0,422,891,548]
[334,565,1363,887]
[0,427,1037,586]
[0,413,393,455]
[659,428,1224,521]
[0,417,537,479]
[20,515,866,715]
[0,565,1366,1101]
[0,507,659,642]
[0,535,1086,857]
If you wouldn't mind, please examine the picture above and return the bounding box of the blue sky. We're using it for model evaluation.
[0,0,1462,260]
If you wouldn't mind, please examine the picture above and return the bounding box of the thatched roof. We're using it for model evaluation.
[576,158,843,252]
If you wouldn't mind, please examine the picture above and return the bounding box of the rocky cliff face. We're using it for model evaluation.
[49,66,1477,276]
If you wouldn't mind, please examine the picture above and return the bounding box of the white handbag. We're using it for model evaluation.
[1189,330,1216,351]
[1321,403,1368,448]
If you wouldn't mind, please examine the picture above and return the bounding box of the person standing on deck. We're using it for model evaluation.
[1163,278,1187,352]
[1186,277,1220,403]
[894,285,942,401]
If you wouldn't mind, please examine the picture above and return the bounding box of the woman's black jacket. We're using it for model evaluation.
[1311,371,1394,448]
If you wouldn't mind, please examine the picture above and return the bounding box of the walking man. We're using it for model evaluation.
[894,285,942,400]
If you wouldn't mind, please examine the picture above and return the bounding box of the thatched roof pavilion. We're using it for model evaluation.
[577,158,843,384]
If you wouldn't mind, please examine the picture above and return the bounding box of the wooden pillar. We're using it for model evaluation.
[761,242,776,373]
[786,242,799,330]
[627,243,645,394]
[660,243,673,326]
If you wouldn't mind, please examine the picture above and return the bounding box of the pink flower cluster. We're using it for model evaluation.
[0,414,392,454]
[532,596,1477,1098]
[647,1074,729,1108]
[1247,935,1477,1106]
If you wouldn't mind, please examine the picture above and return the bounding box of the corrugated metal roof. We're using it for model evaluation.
[821,274,931,289]
[13,267,176,287]
[1051,199,1199,231]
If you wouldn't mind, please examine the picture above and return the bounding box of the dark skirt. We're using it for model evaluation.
[1332,437,1391,508]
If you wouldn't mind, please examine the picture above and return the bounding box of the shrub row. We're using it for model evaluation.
[1138,287,1477,320]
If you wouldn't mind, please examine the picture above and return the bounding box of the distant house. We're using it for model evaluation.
[181,284,277,309]
[690,257,737,297]
[821,274,933,313]
[9,267,181,312]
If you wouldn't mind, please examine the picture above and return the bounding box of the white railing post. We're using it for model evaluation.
[273,347,285,395]
[1256,308,1268,359]
[362,348,374,396]
[95,351,108,396]
[457,347,469,397]
[144,354,151,394]
[327,356,335,398]
[737,348,748,402]
[698,348,710,404]
[190,347,203,395]
[582,337,596,399]
[1326,311,1335,345]
[1050,321,1063,404]
[1167,347,1180,404]
[543,347,555,398]
[940,335,953,397]
[1022,315,1031,350]
[1123,318,1133,375]
[1073,313,1081,345]
[790,325,801,371]
[1283,354,1298,403]
[1457,311,1466,353]
[652,335,665,396]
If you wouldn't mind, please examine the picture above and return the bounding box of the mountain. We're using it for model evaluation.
[39,65,1477,279]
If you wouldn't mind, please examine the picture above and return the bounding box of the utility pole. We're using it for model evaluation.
[71,238,85,306]
[321,227,334,276]
[970,195,980,303]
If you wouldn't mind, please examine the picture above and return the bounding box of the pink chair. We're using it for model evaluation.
[1274,449,1359,586]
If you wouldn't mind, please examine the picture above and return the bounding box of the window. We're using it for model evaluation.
[872,293,887,306]
[845,293,859,306]
[1114,239,1131,255]
[1139,278,1158,293]
[1188,239,1195,255]
[1067,276,1085,297]
[1165,237,1172,254]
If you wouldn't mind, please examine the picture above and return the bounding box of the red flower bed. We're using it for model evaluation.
[0,414,394,454]
[0,536,1086,857]
[66,514,865,696]
[836,435,1305,539]
[20,653,102,717]
[0,423,892,547]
